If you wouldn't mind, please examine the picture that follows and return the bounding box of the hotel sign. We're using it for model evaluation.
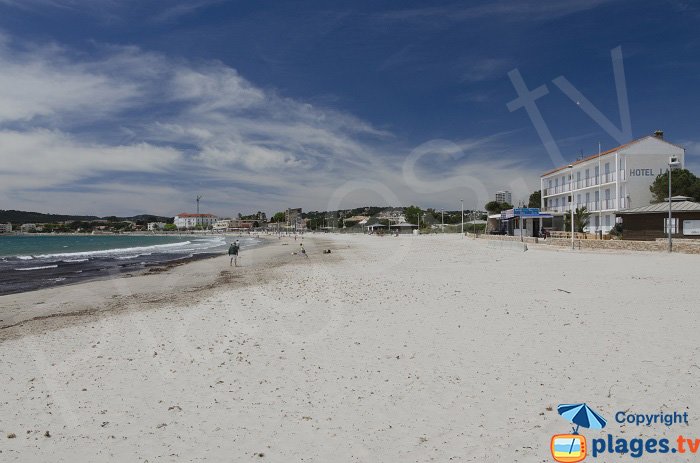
[683,220,700,236]
[629,168,664,177]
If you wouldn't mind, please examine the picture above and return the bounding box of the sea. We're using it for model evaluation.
[0,234,259,295]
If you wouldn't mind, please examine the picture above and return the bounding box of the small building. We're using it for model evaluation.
[498,208,553,237]
[615,199,700,240]
[20,223,38,232]
[390,222,418,234]
[0,222,12,233]
[147,222,166,231]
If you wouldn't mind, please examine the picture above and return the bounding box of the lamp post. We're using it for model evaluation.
[668,156,681,252]
[460,199,464,237]
[441,208,444,233]
[568,164,575,250]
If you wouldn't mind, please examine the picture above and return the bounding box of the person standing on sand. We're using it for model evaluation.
[299,243,308,258]
[229,240,240,267]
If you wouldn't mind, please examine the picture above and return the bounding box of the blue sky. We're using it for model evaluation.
[0,0,698,216]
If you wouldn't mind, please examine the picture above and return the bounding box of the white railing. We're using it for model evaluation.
[546,173,620,195]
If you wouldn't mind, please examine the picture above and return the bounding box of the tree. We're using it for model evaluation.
[528,190,542,208]
[404,205,422,225]
[563,206,591,233]
[163,223,177,231]
[272,212,285,223]
[484,201,513,215]
[649,169,700,203]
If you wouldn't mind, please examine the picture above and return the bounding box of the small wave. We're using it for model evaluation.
[63,258,89,263]
[116,255,140,260]
[15,265,59,271]
[33,240,193,259]
[17,256,34,260]
[50,277,67,282]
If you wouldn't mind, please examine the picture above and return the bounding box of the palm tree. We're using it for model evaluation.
[564,206,591,233]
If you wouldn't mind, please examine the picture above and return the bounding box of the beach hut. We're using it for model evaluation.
[390,222,418,234]
[365,223,387,234]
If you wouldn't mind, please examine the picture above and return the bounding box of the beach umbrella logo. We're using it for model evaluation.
[551,403,606,463]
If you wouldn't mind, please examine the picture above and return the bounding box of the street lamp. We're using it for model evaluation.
[668,155,682,252]
[441,208,444,233]
[568,164,575,250]
[460,199,464,237]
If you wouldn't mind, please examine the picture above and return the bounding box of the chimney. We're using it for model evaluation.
[654,130,664,139]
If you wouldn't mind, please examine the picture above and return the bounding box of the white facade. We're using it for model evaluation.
[0,223,12,233]
[540,134,685,233]
[147,222,166,231]
[174,213,218,229]
[495,190,512,204]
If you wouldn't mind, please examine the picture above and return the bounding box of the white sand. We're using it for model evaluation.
[1,234,698,461]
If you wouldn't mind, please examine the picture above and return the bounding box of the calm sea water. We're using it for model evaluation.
[0,234,258,295]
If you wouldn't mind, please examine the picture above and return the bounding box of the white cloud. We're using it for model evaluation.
[461,58,511,83]
[0,129,182,190]
[0,31,543,216]
[0,40,141,124]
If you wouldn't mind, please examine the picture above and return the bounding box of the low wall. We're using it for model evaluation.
[473,233,700,254]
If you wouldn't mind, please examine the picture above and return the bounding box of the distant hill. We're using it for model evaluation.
[0,210,172,224]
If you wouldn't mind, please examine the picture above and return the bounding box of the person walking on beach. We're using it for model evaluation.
[229,240,240,267]
[299,243,308,258]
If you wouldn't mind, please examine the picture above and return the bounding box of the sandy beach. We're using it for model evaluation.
[1,234,698,462]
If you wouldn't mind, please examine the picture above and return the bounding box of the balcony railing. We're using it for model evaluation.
[545,197,628,213]
[545,172,622,196]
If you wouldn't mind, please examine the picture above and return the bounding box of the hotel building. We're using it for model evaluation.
[540,132,685,233]
[174,213,218,229]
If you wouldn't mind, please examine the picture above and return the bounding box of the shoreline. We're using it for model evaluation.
[0,233,267,297]
[0,234,340,336]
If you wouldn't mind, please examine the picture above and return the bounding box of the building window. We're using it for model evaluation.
[605,215,611,227]
[664,218,678,234]
[576,172,581,182]
[594,215,600,227]
[555,178,559,187]
[577,194,581,204]
[585,169,590,179]
[605,162,610,174]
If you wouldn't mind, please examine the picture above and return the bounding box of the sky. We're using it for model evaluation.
[0,0,699,217]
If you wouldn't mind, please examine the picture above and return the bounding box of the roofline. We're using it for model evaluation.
[540,135,686,178]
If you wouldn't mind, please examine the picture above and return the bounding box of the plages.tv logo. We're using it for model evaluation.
[551,403,607,463]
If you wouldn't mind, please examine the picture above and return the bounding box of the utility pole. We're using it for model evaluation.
[196,195,202,215]
[461,199,464,238]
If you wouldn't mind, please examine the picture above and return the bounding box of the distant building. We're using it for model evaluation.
[495,190,512,204]
[147,222,166,231]
[213,219,258,231]
[20,223,37,232]
[541,132,685,233]
[0,223,12,233]
[285,208,302,225]
[174,213,218,229]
